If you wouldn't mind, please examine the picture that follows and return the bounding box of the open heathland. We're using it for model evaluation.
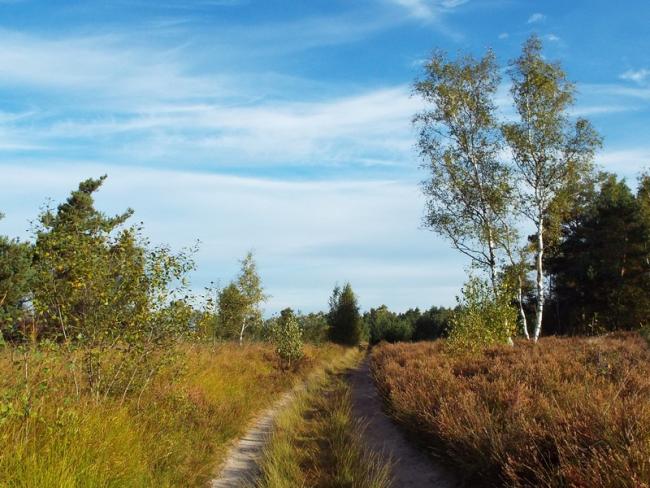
[370,333,650,487]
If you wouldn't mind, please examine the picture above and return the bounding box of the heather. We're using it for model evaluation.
[371,333,650,487]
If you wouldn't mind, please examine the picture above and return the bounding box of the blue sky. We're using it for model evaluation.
[1,0,649,314]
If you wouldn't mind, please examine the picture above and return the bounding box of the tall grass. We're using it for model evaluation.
[0,342,346,487]
[258,350,391,488]
[371,333,650,487]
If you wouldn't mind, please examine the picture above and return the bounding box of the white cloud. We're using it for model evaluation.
[0,29,224,104]
[2,85,419,168]
[387,0,468,20]
[527,12,546,24]
[498,32,509,39]
[620,68,650,85]
[597,149,650,179]
[546,33,560,42]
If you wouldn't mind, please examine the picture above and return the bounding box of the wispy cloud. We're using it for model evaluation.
[597,149,650,179]
[1,85,419,169]
[527,12,545,24]
[386,0,468,20]
[620,68,650,85]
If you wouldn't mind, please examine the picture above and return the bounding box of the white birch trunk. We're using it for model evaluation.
[239,320,246,346]
[517,276,530,340]
[533,217,545,342]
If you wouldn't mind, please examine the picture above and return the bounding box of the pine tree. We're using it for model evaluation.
[327,283,362,346]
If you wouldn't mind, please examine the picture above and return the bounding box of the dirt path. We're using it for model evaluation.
[349,359,458,488]
[209,390,295,488]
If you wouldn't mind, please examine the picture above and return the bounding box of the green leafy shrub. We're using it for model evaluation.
[272,308,304,369]
[447,276,516,352]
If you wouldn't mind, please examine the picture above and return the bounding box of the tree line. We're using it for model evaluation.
[415,35,649,343]
[0,175,457,388]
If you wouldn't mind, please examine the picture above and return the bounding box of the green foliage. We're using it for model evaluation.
[414,48,514,288]
[216,251,267,344]
[547,174,650,333]
[217,283,247,339]
[327,283,362,346]
[296,311,329,344]
[0,215,33,341]
[502,36,602,339]
[366,305,412,345]
[447,276,517,352]
[411,306,454,341]
[29,176,196,395]
[272,308,304,369]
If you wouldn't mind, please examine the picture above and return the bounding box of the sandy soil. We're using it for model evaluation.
[209,390,294,488]
[348,358,459,488]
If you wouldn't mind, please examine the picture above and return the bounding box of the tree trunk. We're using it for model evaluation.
[487,231,498,297]
[533,217,545,342]
[239,321,246,346]
[517,275,530,340]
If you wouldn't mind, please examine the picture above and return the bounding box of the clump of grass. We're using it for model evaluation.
[0,342,346,487]
[258,350,391,488]
[371,333,650,487]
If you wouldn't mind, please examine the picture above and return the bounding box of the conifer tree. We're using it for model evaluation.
[327,283,362,346]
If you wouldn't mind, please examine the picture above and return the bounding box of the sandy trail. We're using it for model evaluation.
[349,358,458,488]
[209,390,294,488]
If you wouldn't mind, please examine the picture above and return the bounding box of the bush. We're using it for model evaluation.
[272,308,304,369]
[447,276,516,352]
[371,334,650,487]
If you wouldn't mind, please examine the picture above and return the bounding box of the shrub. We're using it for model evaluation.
[447,276,516,351]
[371,334,650,487]
[273,308,304,369]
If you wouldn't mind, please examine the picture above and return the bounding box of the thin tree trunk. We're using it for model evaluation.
[239,321,246,346]
[533,217,545,342]
[517,276,530,340]
[487,231,498,296]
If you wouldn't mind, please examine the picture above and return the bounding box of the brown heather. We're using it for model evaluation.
[370,333,650,487]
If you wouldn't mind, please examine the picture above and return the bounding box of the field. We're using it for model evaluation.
[0,342,346,487]
[371,333,650,487]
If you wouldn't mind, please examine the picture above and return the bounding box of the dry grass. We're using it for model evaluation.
[0,342,346,487]
[258,349,391,488]
[371,333,650,487]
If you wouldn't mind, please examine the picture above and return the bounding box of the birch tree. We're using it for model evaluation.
[502,36,601,341]
[235,251,267,345]
[414,50,513,294]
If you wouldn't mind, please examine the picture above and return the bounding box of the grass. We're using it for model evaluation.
[257,348,392,488]
[0,342,346,487]
[371,333,650,487]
